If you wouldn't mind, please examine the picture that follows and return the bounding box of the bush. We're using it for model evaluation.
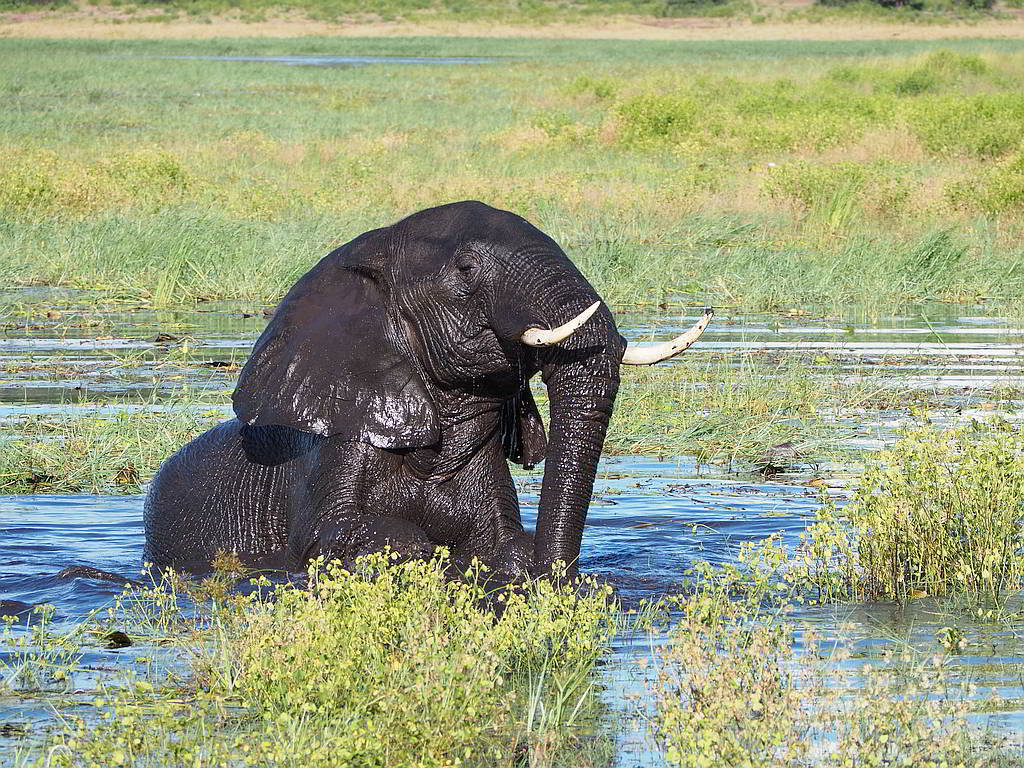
[839,421,1024,604]
[947,152,1024,214]
[816,0,992,8]
[0,165,57,212]
[764,160,909,217]
[908,94,1024,159]
[654,589,983,768]
[615,93,699,145]
[231,556,617,766]
[54,556,619,767]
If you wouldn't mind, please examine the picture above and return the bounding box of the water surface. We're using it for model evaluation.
[1,298,1023,764]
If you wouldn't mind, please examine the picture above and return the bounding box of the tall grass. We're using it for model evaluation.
[0,405,223,493]
[1,40,1023,311]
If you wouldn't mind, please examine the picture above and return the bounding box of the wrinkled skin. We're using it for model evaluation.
[145,201,626,581]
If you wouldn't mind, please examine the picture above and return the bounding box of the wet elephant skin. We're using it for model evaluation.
[145,201,627,580]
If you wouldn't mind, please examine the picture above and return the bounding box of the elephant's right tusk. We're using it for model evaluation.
[621,308,713,365]
[521,301,602,347]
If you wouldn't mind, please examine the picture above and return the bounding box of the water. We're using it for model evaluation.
[1,295,1023,762]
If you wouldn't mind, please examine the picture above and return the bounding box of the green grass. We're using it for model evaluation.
[1,39,1024,314]
[0,405,225,494]
[8,555,620,768]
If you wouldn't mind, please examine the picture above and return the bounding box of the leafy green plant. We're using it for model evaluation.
[652,589,989,768]
[908,94,1024,159]
[947,152,1024,215]
[42,555,619,768]
[615,93,699,145]
[844,420,1024,604]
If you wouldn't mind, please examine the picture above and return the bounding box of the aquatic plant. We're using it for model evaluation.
[841,419,1024,604]
[36,555,619,768]
[694,419,1024,609]
[652,584,998,768]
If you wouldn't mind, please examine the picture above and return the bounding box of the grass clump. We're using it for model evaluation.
[39,555,619,768]
[652,583,995,768]
[840,419,1024,604]
[0,406,223,493]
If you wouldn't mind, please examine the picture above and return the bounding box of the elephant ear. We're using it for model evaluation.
[232,233,439,450]
[500,383,548,469]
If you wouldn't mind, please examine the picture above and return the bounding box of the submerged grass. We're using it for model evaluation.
[0,348,918,493]
[651,582,1017,768]
[0,405,224,494]
[608,351,904,467]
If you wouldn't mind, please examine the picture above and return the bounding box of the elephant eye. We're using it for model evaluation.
[455,254,481,281]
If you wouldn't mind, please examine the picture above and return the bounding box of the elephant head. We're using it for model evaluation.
[231,201,711,575]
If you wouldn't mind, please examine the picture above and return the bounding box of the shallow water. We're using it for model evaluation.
[1,297,1023,763]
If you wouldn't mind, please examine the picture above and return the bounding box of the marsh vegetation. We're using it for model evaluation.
[2,32,1024,768]
[2,39,1024,314]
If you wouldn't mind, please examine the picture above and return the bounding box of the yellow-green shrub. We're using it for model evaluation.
[947,152,1024,214]
[908,94,1024,159]
[763,160,909,216]
[229,556,617,766]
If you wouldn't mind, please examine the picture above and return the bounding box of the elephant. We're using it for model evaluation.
[144,201,712,581]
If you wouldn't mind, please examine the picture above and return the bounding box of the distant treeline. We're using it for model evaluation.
[0,0,1008,16]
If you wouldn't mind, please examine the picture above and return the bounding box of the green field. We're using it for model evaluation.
[2,36,1024,316]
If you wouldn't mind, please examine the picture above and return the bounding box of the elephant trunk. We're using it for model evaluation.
[533,351,620,576]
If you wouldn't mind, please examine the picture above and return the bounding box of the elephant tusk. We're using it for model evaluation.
[621,308,714,365]
[521,301,602,347]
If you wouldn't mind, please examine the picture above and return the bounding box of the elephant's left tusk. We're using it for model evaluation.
[521,301,601,347]
[621,308,714,365]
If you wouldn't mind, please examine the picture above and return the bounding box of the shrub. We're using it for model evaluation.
[947,152,1024,214]
[908,94,1024,159]
[0,165,57,212]
[764,160,909,217]
[661,0,730,14]
[230,556,618,766]
[653,585,985,768]
[104,148,191,196]
[52,556,619,767]
[564,76,619,101]
[615,93,699,145]
[834,421,1024,604]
